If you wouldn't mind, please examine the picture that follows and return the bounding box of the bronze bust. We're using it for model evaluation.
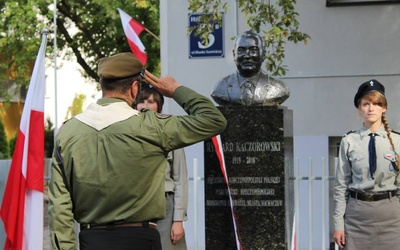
[211,31,290,106]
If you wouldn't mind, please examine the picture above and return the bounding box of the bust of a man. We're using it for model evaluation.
[211,30,290,106]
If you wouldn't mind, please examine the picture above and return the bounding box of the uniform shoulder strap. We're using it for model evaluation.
[391,129,400,135]
[343,130,356,137]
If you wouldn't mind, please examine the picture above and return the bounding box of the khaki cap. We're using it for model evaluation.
[97,52,143,79]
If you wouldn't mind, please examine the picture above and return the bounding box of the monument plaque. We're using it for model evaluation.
[204,106,294,249]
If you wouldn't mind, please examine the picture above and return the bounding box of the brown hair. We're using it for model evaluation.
[137,84,164,113]
[360,92,400,169]
[356,91,387,109]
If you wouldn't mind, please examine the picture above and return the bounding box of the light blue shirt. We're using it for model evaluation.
[333,125,400,231]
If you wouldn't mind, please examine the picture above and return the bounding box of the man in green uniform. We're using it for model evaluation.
[48,52,227,250]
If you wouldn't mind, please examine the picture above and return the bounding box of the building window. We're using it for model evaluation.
[327,0,400,6]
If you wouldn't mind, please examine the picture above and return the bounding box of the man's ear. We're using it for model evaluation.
[130,80,139,102]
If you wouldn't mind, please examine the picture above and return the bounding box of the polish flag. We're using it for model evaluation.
[118,8,147,65]
[0,30,47,250]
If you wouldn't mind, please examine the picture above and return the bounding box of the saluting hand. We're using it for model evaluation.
[144,70,180,98]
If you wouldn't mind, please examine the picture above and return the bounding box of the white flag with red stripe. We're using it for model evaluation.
[0,30,47,250]
[118,8,147,66]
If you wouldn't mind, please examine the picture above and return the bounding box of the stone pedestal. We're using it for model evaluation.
[204,106,294,249]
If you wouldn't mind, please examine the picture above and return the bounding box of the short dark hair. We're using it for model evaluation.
[100,75,142,93]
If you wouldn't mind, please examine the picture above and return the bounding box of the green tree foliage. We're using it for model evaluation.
[0,1,45,101]
[0,0,160,93]
[9,132,17,157]
[188,0,310,76]
[0,119,10,159]
[65,93,86,120]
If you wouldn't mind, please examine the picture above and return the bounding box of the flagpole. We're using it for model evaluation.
[144,28,160,41]
[53,0,59,134]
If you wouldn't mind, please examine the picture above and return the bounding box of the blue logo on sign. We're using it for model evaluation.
[188,13,224,58]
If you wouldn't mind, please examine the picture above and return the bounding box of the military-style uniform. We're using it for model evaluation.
[157,149,188,250]
[48,86,226,250]
[333,125,400,249]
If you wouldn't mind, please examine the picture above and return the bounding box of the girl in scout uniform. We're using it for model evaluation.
[137,84,188,250]
[333,79,400,249]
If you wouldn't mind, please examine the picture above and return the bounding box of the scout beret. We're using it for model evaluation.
[97,52,143,79]
[354,79,385,107]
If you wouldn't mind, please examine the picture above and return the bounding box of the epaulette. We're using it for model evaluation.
[58,118,73,130]
[62,118,73,125]
[343,130,356,137]
[391,129,400,135]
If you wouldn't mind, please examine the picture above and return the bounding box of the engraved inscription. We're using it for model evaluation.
[204,141,282,152]
[206,176,283,207]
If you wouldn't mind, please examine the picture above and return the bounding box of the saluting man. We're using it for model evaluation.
[48,52,227,250]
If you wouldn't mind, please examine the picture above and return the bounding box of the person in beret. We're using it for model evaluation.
[333,79,400,250]
[48,52,227,250]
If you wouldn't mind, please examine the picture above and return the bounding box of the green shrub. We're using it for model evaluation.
[9,132,17,157]
[0,119,10,159]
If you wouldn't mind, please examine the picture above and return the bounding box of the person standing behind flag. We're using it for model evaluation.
[333,79,400,250]
[137,84,188,250]
[48,52,227,250]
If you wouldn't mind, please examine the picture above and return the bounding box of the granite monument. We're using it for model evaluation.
[205,31,294,249]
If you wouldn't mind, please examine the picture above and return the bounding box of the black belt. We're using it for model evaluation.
[349,190,396,202]
[80,221,157,230]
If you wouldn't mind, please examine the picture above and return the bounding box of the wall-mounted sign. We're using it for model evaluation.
[188,13,224,59]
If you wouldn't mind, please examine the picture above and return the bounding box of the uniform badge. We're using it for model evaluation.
[385,153,399,172]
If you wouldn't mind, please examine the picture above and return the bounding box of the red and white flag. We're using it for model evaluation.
[118,8,147,65]
[0,30,47,250]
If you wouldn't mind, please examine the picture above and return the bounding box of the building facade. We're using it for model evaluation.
[160,1,400,249]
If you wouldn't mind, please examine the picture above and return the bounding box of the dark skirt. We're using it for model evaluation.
[344,196,400,250]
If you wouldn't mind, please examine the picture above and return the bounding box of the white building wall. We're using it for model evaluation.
[160,1,400,249]
[282,2,400,135]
